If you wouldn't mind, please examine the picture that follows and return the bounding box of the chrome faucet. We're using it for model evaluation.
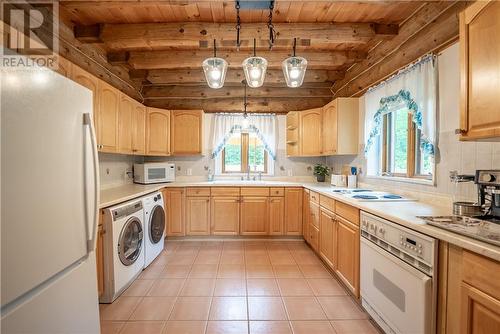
[246,165,251,180]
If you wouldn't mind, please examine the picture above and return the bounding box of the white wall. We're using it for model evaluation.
[327,43,500,203]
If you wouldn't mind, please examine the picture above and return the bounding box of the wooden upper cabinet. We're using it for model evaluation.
[322,98,359,155]
[170,110,203,155]
[299,108,323,156]
[117,94,135,154]
[146,107,171,156]
[211,197,240,235]
[132,101,146,155]
[459,1,500,140]
[186,196,210,235]
[322,102,338,155]
[284,188,303,235]
[286,111,300,156]
[240,197,269,235]
[96,81,120,153]
[70,65,99,143]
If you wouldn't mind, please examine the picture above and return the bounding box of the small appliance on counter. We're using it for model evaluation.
[419,170,500,247]
[134,162,175,184]
[331,174,347,187]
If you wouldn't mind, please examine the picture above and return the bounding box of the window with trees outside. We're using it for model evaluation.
[381,108,433,179]
[222,131,267,173]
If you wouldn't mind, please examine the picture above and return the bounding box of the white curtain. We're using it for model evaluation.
[364,54,438,174]
[211,113,278,160]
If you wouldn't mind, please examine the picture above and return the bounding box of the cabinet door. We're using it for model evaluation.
[132,102,146,155]
[117,94,134,154]
[163,188,185,236]
[146,107,170,156]
[285,188,303,235]
[240,197,269,235]
[309,201,320,229]
[70,66,99,146]
[319,208,336,269]
[459,2,500,140]
[97,81,119,153]
[303,190,310,243]
[460,283,500,334]
[96,223,104,298]
[336,217,360,297]
[211,197,240,235]
[309,224,319,252]
[299,108,322,156]
[322,102,338,155]
[269,196,284,235]
[171,110,203,155]
[186,196,210,235]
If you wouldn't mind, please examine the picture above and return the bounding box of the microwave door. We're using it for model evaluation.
[148,167,167,182]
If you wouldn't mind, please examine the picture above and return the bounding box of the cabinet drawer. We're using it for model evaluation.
[186,187,211,197]
[211,187,240,196]
[270,187,285,197]
[320,195,335,212]
[310,191,320,204]
[462,250,500,300]
[241,187,270,196]
[335,201,359,225]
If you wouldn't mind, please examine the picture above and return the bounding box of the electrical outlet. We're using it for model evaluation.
[187,168,192,176]
[287,169,293,177]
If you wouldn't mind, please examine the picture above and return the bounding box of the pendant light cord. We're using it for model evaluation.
[268,0,276,50]
[253,38,256,57]
[293,37,296,57]
[236,0,241,51]
[243,80,248,117]
[213,39,217,58]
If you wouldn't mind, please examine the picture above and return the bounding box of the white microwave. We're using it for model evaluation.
[134,163,175,184]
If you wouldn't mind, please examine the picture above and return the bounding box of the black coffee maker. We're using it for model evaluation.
[475,170,500,221]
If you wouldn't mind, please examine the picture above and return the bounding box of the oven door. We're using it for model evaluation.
[360,238,433,334]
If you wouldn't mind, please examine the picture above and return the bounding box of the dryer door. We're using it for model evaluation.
[118,217,143,266]
[149,205,165,244]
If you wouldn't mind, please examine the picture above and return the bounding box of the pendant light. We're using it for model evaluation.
[202,39,228,89]
[242,39,268,88]
[282,38,308,88]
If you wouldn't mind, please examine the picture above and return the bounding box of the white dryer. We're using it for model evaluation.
[101,199,145,303]
[142,192,166,267]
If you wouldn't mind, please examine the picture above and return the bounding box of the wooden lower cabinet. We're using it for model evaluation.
[439,243,500,334]
[319,208,336,269]
[309,225,319,252]
[303,189,310,244]
[269,196,285,235]
[335,216,360,297]
[240,197,269,235]
[96,223,104,298]
[186,196,210,235]
[163,188,185,236]
[284,187,303,235]
[211,197,240,235]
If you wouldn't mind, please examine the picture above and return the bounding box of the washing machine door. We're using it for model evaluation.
[149,205,165,244]
[118,217,143,266]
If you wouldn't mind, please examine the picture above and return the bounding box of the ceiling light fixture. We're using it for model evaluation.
[202,39,228,89]
[242,38,268,88]
[282,38,308,88]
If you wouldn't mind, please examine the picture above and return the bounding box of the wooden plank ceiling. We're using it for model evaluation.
[58,1,453,113]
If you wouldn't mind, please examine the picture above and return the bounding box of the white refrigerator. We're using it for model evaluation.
[1,65,101,333]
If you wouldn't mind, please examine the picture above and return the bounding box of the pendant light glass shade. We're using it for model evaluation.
[202,57,228,89]
[282,38,307,88]
[242,39,267,88]
[202,39,228,89]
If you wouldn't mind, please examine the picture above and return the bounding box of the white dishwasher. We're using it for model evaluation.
[360,211,437,334]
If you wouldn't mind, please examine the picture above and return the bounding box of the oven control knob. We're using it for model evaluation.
[480,173,495,183]
[418,250,422,254]
[379,228,385,234]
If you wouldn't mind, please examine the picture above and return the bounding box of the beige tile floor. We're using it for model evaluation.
[100,240,381,334]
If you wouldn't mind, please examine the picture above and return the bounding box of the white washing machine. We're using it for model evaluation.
[142,192,166,268]
[101,199,145,303]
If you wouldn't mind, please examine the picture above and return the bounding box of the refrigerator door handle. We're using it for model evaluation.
[83,113,100,254]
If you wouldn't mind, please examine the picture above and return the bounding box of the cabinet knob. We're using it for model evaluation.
[455,128,466,135]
